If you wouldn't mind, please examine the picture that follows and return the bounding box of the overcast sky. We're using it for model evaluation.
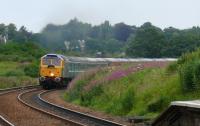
[0,0,199,32]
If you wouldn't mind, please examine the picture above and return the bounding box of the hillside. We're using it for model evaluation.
[64,49,200,118]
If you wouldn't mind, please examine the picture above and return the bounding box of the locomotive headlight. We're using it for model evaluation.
[50,73,54,77]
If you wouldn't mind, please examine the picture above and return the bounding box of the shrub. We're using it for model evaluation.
[105,87,135,115]
[179,60,200,91]
[24,61,39,77]
[193,61,200,88]
[166,62,178,73]
[147,96,169,112]
[179,62,195,91]
[80,85,103,106]
[5,70,24,76]
[67,79,88,101]
[120,87,135,114]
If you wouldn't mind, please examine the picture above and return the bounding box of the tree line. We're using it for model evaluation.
[1,19,200,58]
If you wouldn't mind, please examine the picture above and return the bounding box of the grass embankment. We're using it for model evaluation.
[64,55,200,118]
[0,61,37,89]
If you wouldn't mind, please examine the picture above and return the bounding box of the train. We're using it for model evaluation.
[39,54,177,89]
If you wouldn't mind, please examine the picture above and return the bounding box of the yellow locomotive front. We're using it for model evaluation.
[39,54,64,89]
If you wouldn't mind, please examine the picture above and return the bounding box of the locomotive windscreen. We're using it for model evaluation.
[42,55,61,66]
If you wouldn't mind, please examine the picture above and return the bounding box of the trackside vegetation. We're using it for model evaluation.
[64,49,200,118]
[0,42,46,89]
[176,48,200,91]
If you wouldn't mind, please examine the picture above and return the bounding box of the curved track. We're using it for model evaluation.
[0,85,39,126]
[39,90,125,126]
[18,89,125,126]
[0,86,125,126]
[0,85,39,95]
[0,115,14,126]
[18,89,85,126]
[0,86,80,126]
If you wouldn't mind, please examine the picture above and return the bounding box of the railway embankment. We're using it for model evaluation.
[62,49,200,124]
[63,62,174,119]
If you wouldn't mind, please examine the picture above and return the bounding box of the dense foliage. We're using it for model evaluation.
[38,19,200,58]
[0,42,46,77]
[126,22,165,58]
[1,20,200,58]
[126,23,200,58]
[39,19,136,57]
[171,49,200,91]
[0,23,36,43]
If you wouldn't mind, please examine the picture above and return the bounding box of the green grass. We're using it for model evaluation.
[0,62,23,76]
[0,61,37,89]
[63,48,200,118]
[64,66,200,118]
[0,76,37,89]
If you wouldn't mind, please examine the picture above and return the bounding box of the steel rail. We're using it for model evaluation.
[0,85,40,95]
[17,89,84,126]
[0,85,39,126]
[0,115,15,126]
[39,90,125,126]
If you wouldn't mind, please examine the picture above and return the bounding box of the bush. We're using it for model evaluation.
[193,61,200,88]
[80,85,103,106]
[5,70,24,76]
[105,87,135,115]
[179,60,200,91]
[147,96,169,112]
[166,62,178,73]
[24,61,39,77]
[120,88,135,114]
[67,79,88,101]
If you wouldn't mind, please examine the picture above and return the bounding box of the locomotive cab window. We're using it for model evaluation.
[42,56,62,66]
[52,59,61,66]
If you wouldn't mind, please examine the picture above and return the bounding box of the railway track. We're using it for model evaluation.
[0,86,125,126]
[0,85,39,95]
[18,89,83,126]
[0,85,39,126]
[0,86,80,126]
[0,115,14,126]
[18,89,125,126]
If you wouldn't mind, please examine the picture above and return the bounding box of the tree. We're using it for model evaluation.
[14,26,32,42]
[126,22,165,58]
[7,23,17,40]
[114,23,136,41]
[0,24,6,35]
[162,27,200,57]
